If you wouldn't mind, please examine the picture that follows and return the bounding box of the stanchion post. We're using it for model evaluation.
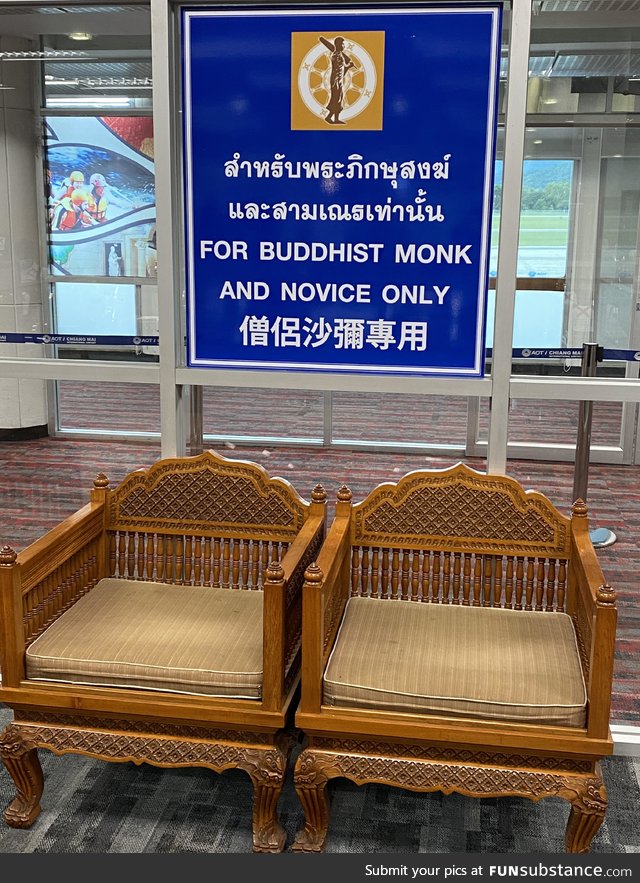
[571,342,617,548]
[572,342,600,504]
[189,384,204,455]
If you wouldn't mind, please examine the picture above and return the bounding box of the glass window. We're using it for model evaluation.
[477,397,624,450]
[332,393,469,448]
[57,380,160,434]
[54,281,137,335]
[488,157,572,348]
[203,388,325,444]
[595,156,640,349]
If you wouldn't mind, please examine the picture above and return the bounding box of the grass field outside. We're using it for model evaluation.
[491,210,570,248]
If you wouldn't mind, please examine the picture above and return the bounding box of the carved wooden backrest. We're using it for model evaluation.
[104,450,311,587]
[349,463,571,610]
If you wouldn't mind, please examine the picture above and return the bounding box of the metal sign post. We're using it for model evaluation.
[572,341,617,549]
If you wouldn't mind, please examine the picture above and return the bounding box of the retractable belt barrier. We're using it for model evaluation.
[1,333,640,363]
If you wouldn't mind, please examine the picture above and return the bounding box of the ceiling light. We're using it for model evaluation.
[47,96,131,107]
[533,139,543,144]
[542,98,558,105]
[68,32,92,42]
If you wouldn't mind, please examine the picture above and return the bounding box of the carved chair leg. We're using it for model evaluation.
[251,778,287,853]
[564,769,608,854]
[0,727,44,829]
[291,750,331,853]
[241,740,291,854]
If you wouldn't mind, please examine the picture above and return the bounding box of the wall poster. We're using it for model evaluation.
[182,4,501,376]
[45,116,156,279]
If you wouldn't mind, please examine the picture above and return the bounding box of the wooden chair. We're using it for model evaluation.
[292,463,617,853]
[0,450,326,852]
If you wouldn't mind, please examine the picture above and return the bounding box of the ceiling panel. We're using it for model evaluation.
[539,0,640,11]
[554,50,640,76]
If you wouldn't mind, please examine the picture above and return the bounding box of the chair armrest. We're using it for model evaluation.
[299,501,352,715]
[262,509,326,711]
[570,517,617,740]
[280,511,326,598]
[0,501,106,687]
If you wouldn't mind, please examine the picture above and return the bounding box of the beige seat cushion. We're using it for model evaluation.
[26,578,263,698]
[324,596,586,726]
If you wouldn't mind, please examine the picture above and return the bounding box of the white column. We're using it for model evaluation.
[0,37,48,438]
[487,2,532,473]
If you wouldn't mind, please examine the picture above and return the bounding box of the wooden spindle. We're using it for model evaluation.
[472,556,482,606]
[351,546,361,597]
[118,532,126,577]
[232,538,240,589]
[241,540,250,589]
[222,538,231,588]
[557,560,566,611]
[462,554,471,605]
[546,558,557,611]
[371,548,380,598]
[213,538,221,585]
[109,533,117,577]
[391,549,400,599]
[420,550,430,602]
[525,558,534,610]
[401,550,410,600]
[175,536,184,584]
[251,542,259,589]
[535,559,545,611]
[432,552,441,603]
[505,556,514,607]
[381,548,390,598]
[183,536,192,585]
[442,552,451,604]
[515,557,524,609]
[483,555,492,607]
[204,537,212,585]
[411,553,420,601]
[146,534,154,581]
[137,532,145,579]
[452,552,461,604]
[361,547,370,597]
[127,532,135,578]
[494,557,503,607]
[157,535,165,581]
[165,536,175,582]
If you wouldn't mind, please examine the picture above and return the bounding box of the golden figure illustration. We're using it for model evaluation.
[319,35,355,124]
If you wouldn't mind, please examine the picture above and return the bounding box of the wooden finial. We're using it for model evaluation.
[304,562,323,586]
[0,545,17,566]
[93,473,110,489]
[311,484,327,504]
[596,583,616,606]
[336,485,353,503]
[266,560,285,583]
[571,499,588,518]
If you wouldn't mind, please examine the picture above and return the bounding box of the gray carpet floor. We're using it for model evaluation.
[0,707,639,854]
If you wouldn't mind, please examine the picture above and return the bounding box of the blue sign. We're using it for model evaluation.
[182,4,502,376]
